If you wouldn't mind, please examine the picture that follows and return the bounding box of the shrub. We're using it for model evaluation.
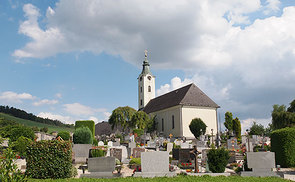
[133,129,144,137]
[91,149,106,157]
[26,140,72,179]
[75,120,95,137]
[0,148,27,181]
[271,127,295,167]
[73,127,93,144]
[11,136,32,157]
[57,131,71,141]
[93,138,98,146]
[207,148,229,173]
[189,118,207,139]
[129,158,141,165]
[40,127,48,133]
[9,126,35,142]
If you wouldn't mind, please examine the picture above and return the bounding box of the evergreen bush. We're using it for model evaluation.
[9,126,35,142]
[133,129,144,136]
[189,118,207,139]
[207,148,229,173]
[73,127,93,144]
[26,140,72,179]
[75,120,95,137]
[91,149,106,158]
[11,136,32,157]
[57,131,71,141]
[271,127,295,167]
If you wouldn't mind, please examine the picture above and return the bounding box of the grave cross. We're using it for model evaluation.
[190,145,200,173]
[169,133,173,138]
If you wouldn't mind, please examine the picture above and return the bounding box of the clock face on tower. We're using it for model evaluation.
[148,76,151,80]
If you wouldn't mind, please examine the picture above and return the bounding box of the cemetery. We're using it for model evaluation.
[1,115,295,181]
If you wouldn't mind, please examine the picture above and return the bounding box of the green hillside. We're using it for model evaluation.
[0,113,74,133]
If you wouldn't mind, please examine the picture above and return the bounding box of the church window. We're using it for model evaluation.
[162,119,164,132]
[172,115,175,129]
[140,87,142,93]
[141,99,142,106]
[148,86,151,92]
[140,77,142,81]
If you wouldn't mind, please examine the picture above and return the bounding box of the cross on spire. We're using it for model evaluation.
[144,50,148,58]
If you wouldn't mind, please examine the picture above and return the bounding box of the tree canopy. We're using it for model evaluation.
[272,102,295,130]
[224,112,233,132]
[232,117,241,139]
[131,111,151,130]
[108,106,136,130]
[249,121,265,136]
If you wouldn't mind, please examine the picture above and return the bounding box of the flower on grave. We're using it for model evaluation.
[186,163,189,166]
[237,149,239,152]
[264,143,267,146]
[189,163,192,165]
[181,163,184,166]
[140,143,144,146]
[130,155,133,159]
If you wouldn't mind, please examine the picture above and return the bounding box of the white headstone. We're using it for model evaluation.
[107,141,113,147]
[98,141,104,146]
[181,142,189,149]
[166,143,173,154]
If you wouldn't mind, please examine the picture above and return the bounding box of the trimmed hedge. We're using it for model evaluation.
[26,140,72,179]
[271,127,295,167]
[73,127,93,144]
[207,148,229,173]
[75,120,95,137]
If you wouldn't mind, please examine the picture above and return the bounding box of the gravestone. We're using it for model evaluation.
[107,141,113,147]
[72,144,92,163]
[245,140,253,152]
[98,141,104,146]
[174,140,181,146]
[133,151,176,177]
[147,141,156,148]
[113,138,120,146]
[80,157,116,178]
[242,136,247,144]
[181,142,189,149]
[110,148,122,161]
[167,143,173,154]
[241,152,279,177]
[133,148,145,158]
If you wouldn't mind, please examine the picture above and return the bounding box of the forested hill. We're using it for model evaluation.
[0,105,73,128]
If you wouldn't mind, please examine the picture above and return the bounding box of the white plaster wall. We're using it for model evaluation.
[138,74,155,109]
[181,106,217,138]
[151,105,182,137]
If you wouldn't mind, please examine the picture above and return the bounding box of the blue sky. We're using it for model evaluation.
[0,0,295,132]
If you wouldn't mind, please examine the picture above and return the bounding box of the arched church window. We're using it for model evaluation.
[140,87,142,93]
[141,99,142,106]
[148,86,151,92]
[140,77,142,81]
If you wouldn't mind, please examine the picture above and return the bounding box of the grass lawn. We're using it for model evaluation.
[28,176,288,182]
[0,113,74,133]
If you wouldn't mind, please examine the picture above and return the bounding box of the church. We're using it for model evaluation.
[138,51,219,138]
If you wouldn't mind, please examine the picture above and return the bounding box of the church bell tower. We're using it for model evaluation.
[138,50,155,110]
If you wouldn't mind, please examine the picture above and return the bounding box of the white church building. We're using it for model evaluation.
[138,51,219,138]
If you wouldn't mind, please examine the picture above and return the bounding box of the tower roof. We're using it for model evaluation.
[140,50,153,76]
[143,83,219,113]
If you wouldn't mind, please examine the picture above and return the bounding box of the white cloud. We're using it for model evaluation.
[55,93,62,99]
[264,0,281,15]
[0,91,34,103]
[33,99,58,106]
[240,117,271,134]
[37,112,73,124]
[12,1,295,123]
[63,102,107,116]
[88,116,98,123]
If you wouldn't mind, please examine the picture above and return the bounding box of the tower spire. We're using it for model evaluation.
[141,50,151,75]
